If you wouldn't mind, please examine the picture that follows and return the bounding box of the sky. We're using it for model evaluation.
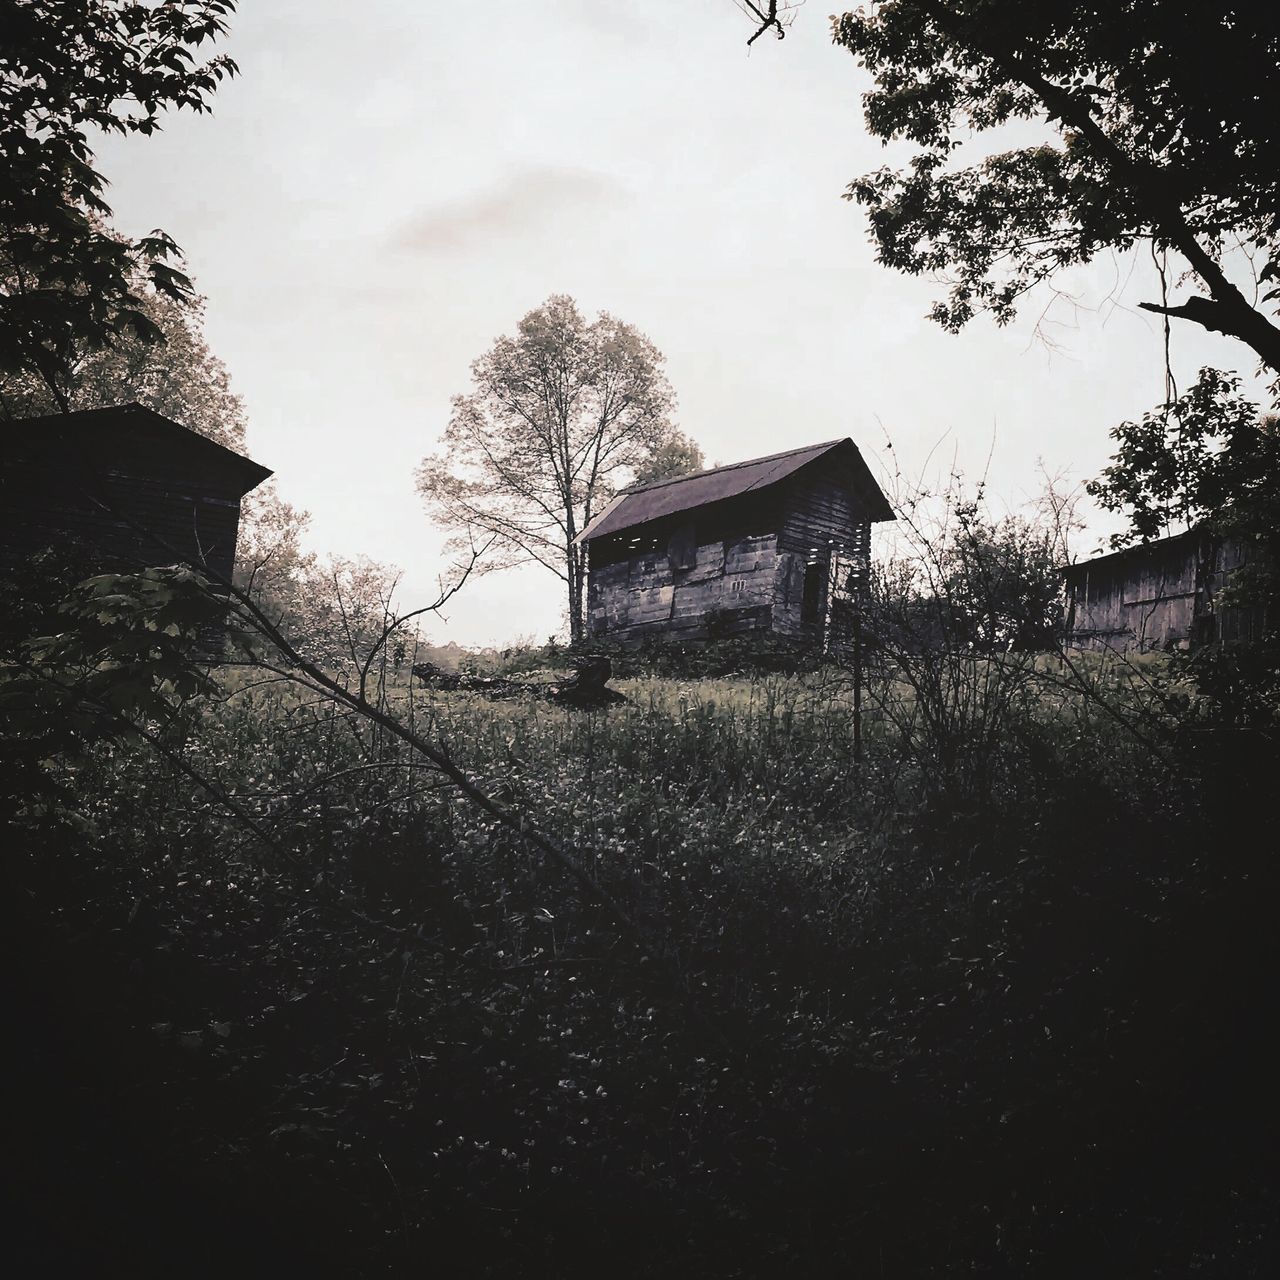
[93,0,1263,646]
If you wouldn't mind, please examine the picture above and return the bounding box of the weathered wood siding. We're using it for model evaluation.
[773,471,871,639]
[1065,533,1265,651]
[586,467,873,645]
[588,526,779,641]
[1206,539,1265,644]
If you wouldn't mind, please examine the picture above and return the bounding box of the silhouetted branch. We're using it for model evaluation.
[743,1,784,46]
[1137,296,1232,335]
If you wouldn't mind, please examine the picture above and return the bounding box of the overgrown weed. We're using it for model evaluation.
[8,652,1277,1276]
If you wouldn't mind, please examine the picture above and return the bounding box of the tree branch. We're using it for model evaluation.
[743,1,785,46]
[914,0,1280,372]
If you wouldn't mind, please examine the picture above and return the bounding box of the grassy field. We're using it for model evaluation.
[7,653,1279,1276]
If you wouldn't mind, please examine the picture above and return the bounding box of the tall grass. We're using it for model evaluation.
[9,643,1277,1276]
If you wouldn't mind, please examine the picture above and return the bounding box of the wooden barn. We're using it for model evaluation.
[577,437,894,646]
[1063,528,1263,652]
[0,402,272,583]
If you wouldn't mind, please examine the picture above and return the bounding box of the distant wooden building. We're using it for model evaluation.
[577,438,894,645]
[1063,528,1263,652]
[0,402,272,582]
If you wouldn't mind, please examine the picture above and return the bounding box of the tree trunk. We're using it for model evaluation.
[567,548,584,643]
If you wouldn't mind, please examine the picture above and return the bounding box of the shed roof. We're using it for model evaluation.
[576,437,893,543]
[1061,527,1200,580]
[10,402,273,494]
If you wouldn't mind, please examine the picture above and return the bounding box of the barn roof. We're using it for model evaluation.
[11,402,273,494]
[1060,527,1200,580]
[576,437,893,543]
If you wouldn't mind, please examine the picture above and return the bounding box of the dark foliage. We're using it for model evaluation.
[1090,369,1280,620]
[831,1,1280,370]
[6,612,1279,1274]
[1,1,238,403]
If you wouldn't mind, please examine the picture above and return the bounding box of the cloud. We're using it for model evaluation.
[395,167,623,255]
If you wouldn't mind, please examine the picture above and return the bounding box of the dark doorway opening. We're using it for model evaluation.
[801,561,825,626]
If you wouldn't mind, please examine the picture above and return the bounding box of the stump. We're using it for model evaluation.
[549,655,626,709]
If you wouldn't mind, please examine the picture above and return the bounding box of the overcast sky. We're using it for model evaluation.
[93,0,1260,646]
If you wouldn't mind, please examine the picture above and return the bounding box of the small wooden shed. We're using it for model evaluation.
[1063,527,1262,652]
[576,437,893,646]
[0,402,272,582]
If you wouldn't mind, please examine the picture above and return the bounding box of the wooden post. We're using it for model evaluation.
[852,594,863,765]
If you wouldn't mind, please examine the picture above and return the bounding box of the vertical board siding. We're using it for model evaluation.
[1065,532,1267,651]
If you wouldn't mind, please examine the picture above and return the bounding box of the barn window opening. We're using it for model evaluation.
[668,520,697,571]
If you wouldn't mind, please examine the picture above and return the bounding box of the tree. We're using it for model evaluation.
[1,1,238,406]
[872,477,1067,655]
[823,2,1280,375]
[234,494,421,686]
[629,432,705,487]
[1089,367,1279,619]
[0,268,247,452]
[940,501,1064,653]
[417,294,700,642]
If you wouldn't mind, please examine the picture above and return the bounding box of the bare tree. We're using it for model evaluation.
[416,294,700,641]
